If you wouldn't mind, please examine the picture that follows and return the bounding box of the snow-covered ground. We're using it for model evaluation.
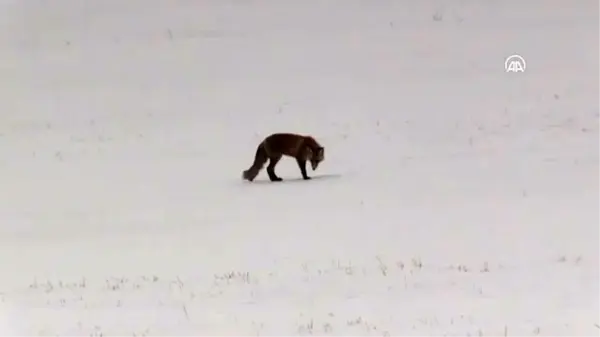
[0,0,598,335]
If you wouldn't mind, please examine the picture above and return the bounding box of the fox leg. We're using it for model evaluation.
[266,155,283,182]
[296,158,311,180]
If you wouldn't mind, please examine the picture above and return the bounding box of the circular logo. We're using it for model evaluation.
[505,54,526,73]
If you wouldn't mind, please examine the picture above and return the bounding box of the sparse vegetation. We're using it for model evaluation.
[8,254,594,335]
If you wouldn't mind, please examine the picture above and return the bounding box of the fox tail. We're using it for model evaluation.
[242,141,268,182]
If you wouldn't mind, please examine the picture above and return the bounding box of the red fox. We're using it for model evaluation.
[242,133,325,182]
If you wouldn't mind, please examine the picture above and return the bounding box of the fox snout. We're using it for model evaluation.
[310,160,319,170]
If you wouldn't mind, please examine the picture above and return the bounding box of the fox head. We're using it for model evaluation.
[307,146,324,170]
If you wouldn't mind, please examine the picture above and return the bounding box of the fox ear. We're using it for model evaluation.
[305,147,313,156]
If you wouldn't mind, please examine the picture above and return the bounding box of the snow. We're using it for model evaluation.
[0,0,598,335]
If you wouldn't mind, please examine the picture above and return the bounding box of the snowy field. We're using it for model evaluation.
[0,0,598,335]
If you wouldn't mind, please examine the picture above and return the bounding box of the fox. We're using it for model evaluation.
[242,133,325,182]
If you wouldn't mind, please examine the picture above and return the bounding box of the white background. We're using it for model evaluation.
[0,0,598,335]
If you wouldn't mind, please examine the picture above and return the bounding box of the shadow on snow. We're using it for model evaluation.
[243,173,343,185]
